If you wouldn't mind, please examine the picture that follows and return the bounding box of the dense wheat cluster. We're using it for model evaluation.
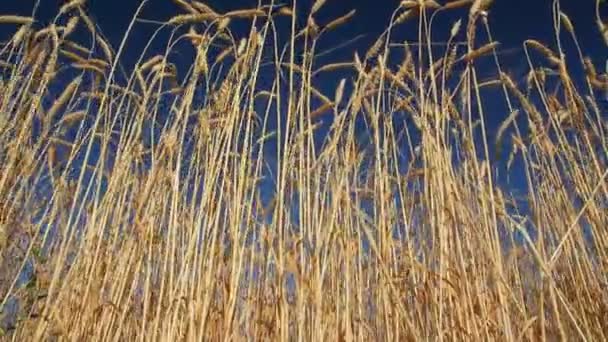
[0,0,607,340]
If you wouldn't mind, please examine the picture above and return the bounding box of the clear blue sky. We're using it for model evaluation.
[1,0,606,194]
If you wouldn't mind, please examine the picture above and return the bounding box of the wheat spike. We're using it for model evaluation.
[323,10,356,32]
[173,0,199,14]
[559,12,574,34]
[583,58,597,78]
[72,62,106,75]
[443,0,474,10]
[215,47,233,64]
[60,0,86,14]
[60,49,87,64]
[461,41,499,63]
[0,15,34,25]
[450,19,462,38]
[12,25,30,45]
[366,36,385,60]
[401,1,419,9]
[0,60,13,70]
[394,10,418,25]
[139,55,164,72]
[311,0,327,15]
[64,40,91,55]
[310,102,334,118]
[191,1,219,16]
[47,144,57,180]
[314,62,355,75]
[335,79,346,105]
[58,111,87,128]
[525,39,561,66]
[309,86,332,105]
[597,18,608,46]
[96,35,113,61]
[224,9,266,19]
[495,109,520,152]
[78,9,96,34]
[86,58,110,69]
[470,0,493,18]
[424,0,442,10]
[47,78,80,121]
[168,13,219,25]
[63,16,80,38]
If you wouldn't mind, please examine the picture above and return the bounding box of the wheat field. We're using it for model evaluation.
[0,0,607,340]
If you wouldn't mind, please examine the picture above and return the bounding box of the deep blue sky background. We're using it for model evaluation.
[2,0,605,118]
[1,0,605,69]
[0,0,606,197]
[1,0,604,53]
